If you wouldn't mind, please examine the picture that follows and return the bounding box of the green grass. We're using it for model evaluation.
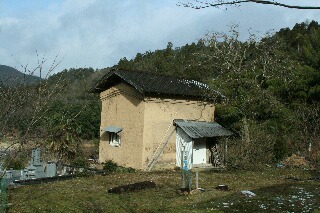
[7,167,320,212]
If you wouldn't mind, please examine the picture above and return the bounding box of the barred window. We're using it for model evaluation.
[109,132,121,147]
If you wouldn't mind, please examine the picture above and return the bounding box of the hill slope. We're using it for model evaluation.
[0,65,40,86]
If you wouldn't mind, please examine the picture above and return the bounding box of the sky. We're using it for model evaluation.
[1,0,320,76]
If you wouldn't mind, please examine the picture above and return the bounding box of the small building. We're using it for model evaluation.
[90,70,232,170]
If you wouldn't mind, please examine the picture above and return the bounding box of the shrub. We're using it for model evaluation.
[102,160,135,173]
[102,160,118,172]
[273,139,288,162]
[71,156,88,168]
[5,153,27,170]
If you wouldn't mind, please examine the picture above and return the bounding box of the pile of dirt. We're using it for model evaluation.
[281,154,310,168]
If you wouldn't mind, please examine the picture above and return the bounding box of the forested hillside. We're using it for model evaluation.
[0,67,106,165]
[1,21,319,168]
[113,21,320,167]
[0,65,40,86]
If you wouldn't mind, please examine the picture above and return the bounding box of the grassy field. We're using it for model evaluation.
[7,167,320,212]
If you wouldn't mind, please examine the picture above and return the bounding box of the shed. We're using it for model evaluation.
[90,70,232,170]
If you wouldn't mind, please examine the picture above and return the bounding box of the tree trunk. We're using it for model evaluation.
[242,117,251,158]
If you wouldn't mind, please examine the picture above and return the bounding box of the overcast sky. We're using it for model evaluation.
[1,0,320,76]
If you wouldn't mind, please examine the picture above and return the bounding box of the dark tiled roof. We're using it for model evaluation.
[174,119,233,138]
[90,70,221,100]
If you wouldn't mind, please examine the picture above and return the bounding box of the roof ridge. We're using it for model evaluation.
[113,70,145,94]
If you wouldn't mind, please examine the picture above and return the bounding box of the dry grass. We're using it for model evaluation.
[7,167,320,212]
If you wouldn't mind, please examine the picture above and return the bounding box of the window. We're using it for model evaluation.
[105,126,122,147]
[109,132,121,147]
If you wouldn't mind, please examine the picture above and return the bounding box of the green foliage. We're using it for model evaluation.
[1,67,102,139]
[71,156,88,168]
[5,152,28,170]
[277,20,320,68]
[215,104,243,134]
[102,160,135,173]
[45,99,101,140]
[273,139,288,162]
[102,160,119,172]
[45,112,82,161]
[112,21,320,166]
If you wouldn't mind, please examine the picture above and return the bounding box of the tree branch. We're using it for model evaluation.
[177,0,320,10]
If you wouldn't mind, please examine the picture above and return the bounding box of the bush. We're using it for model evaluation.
[102,160,118,172]
[71,156,88,168]
[5,153,27,170]
[102,160,135,173]
[273,139,288,162]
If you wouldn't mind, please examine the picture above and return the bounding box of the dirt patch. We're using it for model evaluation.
[108,181,156,194]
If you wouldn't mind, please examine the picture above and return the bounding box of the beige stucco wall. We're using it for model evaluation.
[99,83,145,169]
[99,83,215,170]
[142,97,215,170]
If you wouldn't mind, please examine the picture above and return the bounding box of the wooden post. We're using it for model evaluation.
[188,174,192,192]
[195,172,199,189]
[224,140,228,167]
[181,150,185,189]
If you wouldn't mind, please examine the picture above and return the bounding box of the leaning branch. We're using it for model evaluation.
[177,0,320,10]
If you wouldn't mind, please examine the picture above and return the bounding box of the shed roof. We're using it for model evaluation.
[89,70,221,100]
[174,119,233,138]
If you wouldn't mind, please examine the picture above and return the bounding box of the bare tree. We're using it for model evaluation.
[177,0,320,10]
[188,26,295,165]
[0,53,86,175]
